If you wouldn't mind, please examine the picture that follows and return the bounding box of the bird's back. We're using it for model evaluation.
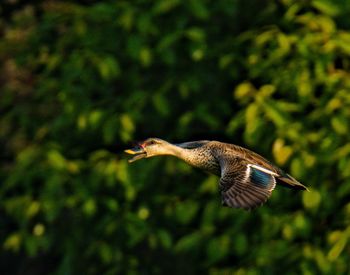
[210,141,281,173]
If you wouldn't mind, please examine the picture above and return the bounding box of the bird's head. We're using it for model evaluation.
[124,138,172,163]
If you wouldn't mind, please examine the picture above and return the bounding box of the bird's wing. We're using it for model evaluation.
[219,158,277,210]
[176,140,210,149]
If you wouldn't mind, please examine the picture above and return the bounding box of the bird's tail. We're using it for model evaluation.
[277,174,309,191]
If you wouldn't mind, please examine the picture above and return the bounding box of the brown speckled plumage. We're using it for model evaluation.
[125,138,308,210]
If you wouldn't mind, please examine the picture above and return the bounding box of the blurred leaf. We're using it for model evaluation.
[26,201,40,218]
[175,200,199,225]
[233,234,248,256]
[260,99,289,127]
[327,227,350,261]
[157,32,181,50]
[33,223,45,237]
[47,150,66,170]
[234,82,255,101]
[186,27,206,42]
[95,56,120,80]
[140,47,153,67]
[312,0,340,16]
[137,207,150,220]
[303,189,321,209]
[153,0,180,14]
[199,175,217,194]
[331,116,348,135]
[4,233,22,252]
[89,110,103,128]
[273,138,293,165]
[157,229,173,249]
[174,232,202,253]
[206,236,230,264]
[103,117,119,144]
[291,157,306,178]
[83,199,97,216]
[188,0,209,19]
[120,114,135,142]
[152,94,170,117]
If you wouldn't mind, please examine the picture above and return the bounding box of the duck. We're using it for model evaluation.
[125,138,308,210]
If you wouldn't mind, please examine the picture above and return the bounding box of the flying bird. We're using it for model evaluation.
[125,138,308,210]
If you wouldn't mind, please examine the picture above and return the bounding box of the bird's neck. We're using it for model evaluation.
[167,143,220,175]
[166,144,194,162]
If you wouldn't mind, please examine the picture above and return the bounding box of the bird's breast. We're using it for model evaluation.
[184,149,221,176]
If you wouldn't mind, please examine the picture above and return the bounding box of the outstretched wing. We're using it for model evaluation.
[219,158,277,210]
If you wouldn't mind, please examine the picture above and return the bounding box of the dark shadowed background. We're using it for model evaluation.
[1,0,350,274]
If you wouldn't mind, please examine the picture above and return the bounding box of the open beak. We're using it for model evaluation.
[124,145,147,163]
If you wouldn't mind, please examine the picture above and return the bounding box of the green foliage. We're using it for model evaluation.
[1,0,350,274]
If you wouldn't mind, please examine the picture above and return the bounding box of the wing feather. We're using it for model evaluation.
[219,158,277,210]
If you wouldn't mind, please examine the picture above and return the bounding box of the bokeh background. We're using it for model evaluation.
[1,0,350,274]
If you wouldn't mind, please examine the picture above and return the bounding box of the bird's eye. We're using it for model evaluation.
[149,140,156,145]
